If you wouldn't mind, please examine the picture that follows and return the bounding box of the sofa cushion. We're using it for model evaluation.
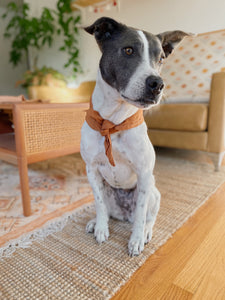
[144,103,208,131]
[161,29,225,103]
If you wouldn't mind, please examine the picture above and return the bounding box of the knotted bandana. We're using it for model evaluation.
[85,99,144,166]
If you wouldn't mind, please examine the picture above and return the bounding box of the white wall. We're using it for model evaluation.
[1,0,225,94]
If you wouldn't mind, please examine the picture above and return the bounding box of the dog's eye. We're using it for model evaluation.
[124,47,134,56]
[159,55,165,65]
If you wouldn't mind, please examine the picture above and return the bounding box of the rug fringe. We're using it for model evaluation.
[0,203,94,260]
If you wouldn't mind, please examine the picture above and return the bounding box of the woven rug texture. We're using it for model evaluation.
[0,150,225,299]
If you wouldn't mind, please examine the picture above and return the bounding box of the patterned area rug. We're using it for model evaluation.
[0,149,225,299]
[0,154,93,247]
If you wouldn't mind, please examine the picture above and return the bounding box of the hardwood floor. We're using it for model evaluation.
[112,150,225,300]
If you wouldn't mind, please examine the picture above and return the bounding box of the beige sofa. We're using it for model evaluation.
[144,72,225,171]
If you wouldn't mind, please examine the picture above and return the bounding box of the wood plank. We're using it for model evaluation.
[0,150,17,165]
[192,256,225,300]
[174,209,225,294]
[161,284,193,300]
[0,103,13,109]
[112,182,225,300]
[27,145,81,164]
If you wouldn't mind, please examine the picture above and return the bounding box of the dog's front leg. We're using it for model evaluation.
[128,172,155,256]
[86,165,109,243]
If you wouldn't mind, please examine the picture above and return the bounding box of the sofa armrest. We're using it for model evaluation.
[207,72,225,152]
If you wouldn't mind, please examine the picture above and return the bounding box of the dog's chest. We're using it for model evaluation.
[97,133,138,189]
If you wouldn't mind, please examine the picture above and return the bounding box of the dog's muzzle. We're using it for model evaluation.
[145,75,164,98]
[122,75,164,108]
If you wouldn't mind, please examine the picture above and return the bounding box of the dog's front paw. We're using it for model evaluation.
[94,224,109,244]
[128,234,145,257]
[86,218,109,243]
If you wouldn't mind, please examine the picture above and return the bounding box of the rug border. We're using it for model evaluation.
[0,200,94,260]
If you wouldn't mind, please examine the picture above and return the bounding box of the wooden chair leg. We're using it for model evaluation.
[17,158,31,216]
[208,151,225,172]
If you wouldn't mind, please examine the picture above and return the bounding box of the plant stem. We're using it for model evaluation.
[25,48,31,71]
[33,55,38,70]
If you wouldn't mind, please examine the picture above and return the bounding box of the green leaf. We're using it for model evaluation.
[74,15,81,24]
[22,3,29,17]
[7,2,18,12]
[41,36,47,46]
[6,16,20,31]
[10,49,22,66]
[42,7,54,21]
[66,16,73,26]
[47,36,52,47]
[4,32,11,38]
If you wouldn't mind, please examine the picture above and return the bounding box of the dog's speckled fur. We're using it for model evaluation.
[80,17,189,256]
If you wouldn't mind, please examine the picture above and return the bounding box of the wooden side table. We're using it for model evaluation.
[0,102,88,216]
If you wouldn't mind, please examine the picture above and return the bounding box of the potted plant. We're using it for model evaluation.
[2,0,84,102]
[16,66,95,103]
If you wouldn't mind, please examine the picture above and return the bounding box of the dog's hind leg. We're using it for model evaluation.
[86,218,96,233]
[144,186,161,244]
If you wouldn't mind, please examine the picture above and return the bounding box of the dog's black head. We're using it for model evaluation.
[85,17,190,109]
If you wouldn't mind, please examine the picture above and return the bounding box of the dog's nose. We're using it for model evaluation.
[146,76,164,96]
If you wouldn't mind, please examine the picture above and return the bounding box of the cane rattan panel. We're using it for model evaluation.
[0,102,88,216]
[23,108,85,154]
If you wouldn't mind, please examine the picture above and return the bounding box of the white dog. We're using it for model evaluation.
[80,17,189,256]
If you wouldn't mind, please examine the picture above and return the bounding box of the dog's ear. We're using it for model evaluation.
[84,17,123,43]
[157,31,193,57]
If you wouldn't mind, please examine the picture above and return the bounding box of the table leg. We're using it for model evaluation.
[17,158,31,216]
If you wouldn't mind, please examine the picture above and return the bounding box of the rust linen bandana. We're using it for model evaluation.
[85,99,144,166]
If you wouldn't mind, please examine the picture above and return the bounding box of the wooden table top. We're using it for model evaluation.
[0,101,90,111]
[0,103,14,110]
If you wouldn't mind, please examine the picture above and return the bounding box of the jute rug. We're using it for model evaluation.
[0,149,225,299]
